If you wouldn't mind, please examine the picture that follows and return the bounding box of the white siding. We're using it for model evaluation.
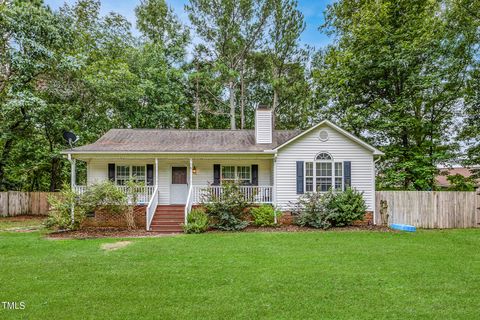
[275,124,375,211]
[86,158,272,205]
[191,159,271,186]
[255,110,272,144]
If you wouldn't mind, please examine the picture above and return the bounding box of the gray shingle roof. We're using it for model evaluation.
[67,129,301,153]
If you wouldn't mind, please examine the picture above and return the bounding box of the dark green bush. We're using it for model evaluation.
[327,188,367,226]
[183,208,209,234]
[203,183,249,231]
[292,188,367,229]
[250,204,281,227]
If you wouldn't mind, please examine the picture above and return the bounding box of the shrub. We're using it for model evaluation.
[291,188,367,229]
[203,183,249,231]
[291,191,334,229]
[45,187,85,231]
[123,180,143,229]
[327,188,367,226]
[79,181,127,218]
[250,204,281,227]
[79,181,143,228]
[183,208,209,234]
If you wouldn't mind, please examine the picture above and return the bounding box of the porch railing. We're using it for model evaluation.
[73,185,155,204]
[191,185,273,204]
[146,186,158,231]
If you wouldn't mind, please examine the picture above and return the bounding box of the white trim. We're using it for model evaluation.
[372,156,381,225]
[273,120,384,155]
[273,154,277,207]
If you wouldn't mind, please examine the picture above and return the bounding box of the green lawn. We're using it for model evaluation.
[1,219,479,319]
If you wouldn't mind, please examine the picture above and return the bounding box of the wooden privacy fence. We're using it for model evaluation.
[375,190,480,229]
[0,192,57,217]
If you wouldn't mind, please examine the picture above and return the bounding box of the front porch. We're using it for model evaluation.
[72,184,273,205]
[68,155,275,232]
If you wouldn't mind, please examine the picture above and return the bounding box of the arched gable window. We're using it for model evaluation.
[305,152,343,192]
[315,152,332,161]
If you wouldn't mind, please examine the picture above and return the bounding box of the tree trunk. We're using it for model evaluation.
[229,81,236,130]
[195,72,200,130]
[0,139,14,191]
[240,64,245,129]
[49,157,61,192]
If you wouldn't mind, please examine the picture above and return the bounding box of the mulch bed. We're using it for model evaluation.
[47,228,177,239]
[47,224,392,239]
[238,224,391,233]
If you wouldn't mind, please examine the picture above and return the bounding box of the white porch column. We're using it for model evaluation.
[189,158,193,187]
[68,154,76,224]
[155,158,158,185]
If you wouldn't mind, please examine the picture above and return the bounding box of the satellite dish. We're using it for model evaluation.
[63,131,79,149]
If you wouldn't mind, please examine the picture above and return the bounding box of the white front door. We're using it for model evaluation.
[170,167,188,204]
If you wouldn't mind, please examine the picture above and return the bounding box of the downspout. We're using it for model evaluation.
[373,156,382,225]
[273,153,278,224]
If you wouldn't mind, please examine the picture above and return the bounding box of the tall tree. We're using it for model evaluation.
[455,0,480,177]
[267,0,306,126]
[186,0,272,129]
[135,0,189,64]
[0,0,69,190]
[313,0,479,190]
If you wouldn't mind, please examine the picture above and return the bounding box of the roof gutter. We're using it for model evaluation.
[62,150,278,155]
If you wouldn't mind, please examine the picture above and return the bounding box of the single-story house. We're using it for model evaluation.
[435,166,480,189]
[63,107,384,232]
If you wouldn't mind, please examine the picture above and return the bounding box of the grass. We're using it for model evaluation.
[0,218,479,319]
[0,216,45,231]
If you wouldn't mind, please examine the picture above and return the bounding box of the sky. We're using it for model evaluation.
[44,0,334,49]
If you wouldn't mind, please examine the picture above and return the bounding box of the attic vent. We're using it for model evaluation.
[319,130,329,141]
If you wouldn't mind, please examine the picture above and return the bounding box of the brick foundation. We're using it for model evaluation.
[82,205,146,229]
[352,211,373,226]
[279,210,373,226]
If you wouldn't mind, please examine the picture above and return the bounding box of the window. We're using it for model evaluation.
[335,162,343,190]
[221,165,251,184]
[116,165,130,186]
[115,165,146,185]
[316,162,332,192]
[305,162,314,192]
[237,166,251,184]
[132,166,146,185]
[304,153,345,192]
[316,152,332,160]
[221,166,235,183]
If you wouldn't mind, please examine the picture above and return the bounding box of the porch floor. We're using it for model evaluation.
[149,205,184,233]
